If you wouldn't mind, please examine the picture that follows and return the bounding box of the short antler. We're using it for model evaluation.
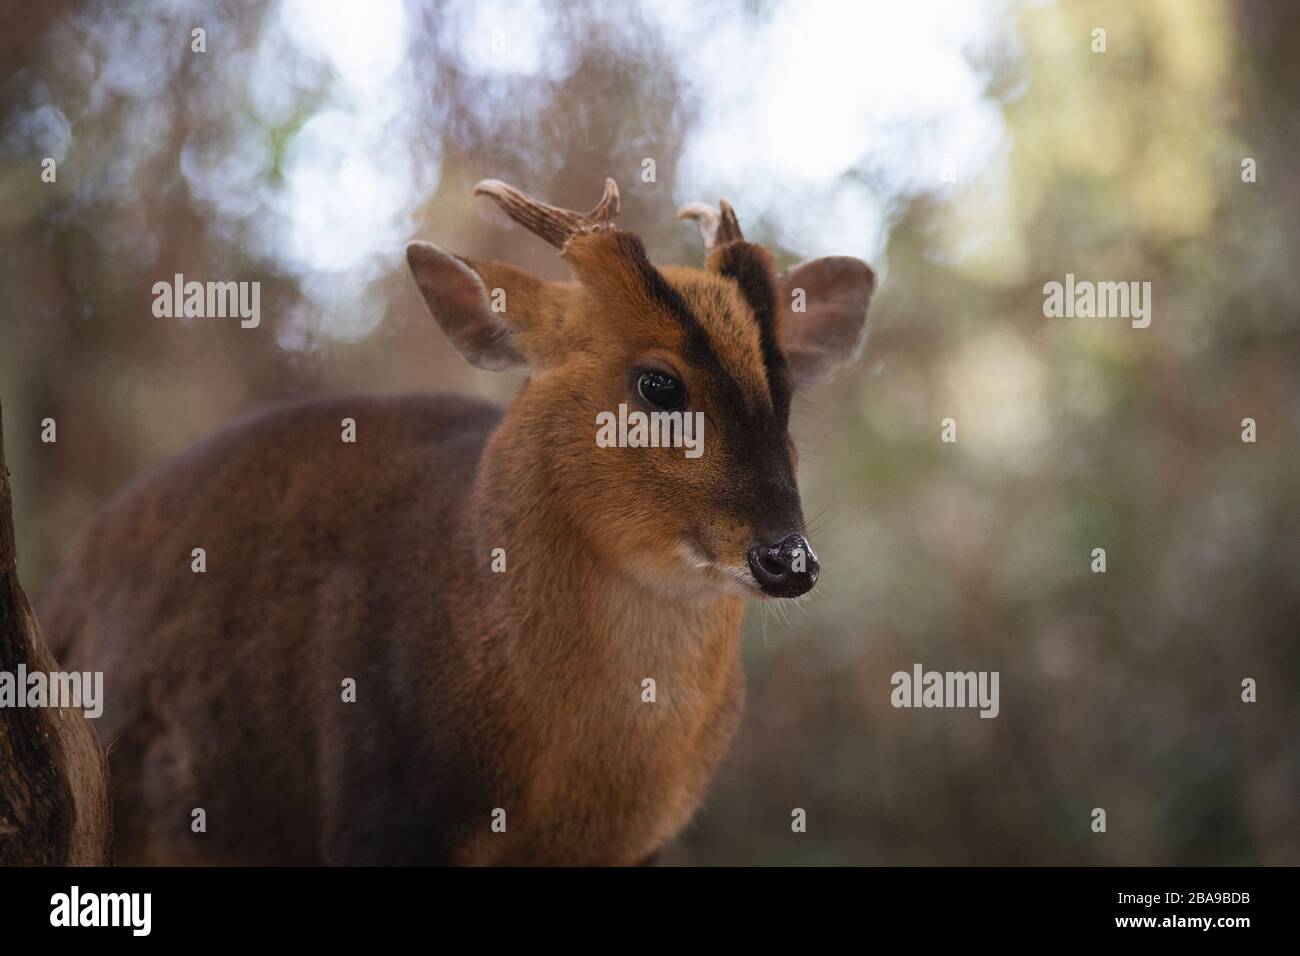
[677,198,744,255]
[473,177,621,249]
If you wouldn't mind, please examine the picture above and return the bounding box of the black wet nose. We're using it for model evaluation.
[747,533,819,598]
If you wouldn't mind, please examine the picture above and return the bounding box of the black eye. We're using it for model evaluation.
[635,368,686,410]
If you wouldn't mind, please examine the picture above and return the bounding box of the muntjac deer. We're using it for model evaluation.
[42,178,875,865]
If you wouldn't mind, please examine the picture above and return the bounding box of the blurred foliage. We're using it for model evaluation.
[0,0,1296,864]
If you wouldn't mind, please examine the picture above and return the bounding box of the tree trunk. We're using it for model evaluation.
[0,401,112,864]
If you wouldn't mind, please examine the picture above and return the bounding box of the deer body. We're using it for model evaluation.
[42,179,874,864]
[45,392,742,864]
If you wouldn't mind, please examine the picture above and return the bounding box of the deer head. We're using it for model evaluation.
[406,178,875,600]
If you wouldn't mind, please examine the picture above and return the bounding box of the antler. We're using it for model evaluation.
[677,198,744,255]
[473,177,621,249]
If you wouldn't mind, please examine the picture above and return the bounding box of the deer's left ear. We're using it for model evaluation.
[777,257,877,387]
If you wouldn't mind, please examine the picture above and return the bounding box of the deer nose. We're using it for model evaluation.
[746,533,819,598]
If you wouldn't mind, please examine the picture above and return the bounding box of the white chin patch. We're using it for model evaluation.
[676,541,764,595]
[675,543,761,596]
[675,543,713,570]
[721,566,764,596]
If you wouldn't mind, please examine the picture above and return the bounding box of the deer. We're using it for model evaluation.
[40,177,875,865]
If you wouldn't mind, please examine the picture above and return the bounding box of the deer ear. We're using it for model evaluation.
[406,242,523,371]
[777,256,877,387]
[406,242,570,372]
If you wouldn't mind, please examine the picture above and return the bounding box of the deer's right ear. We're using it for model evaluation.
[406,242,569,372]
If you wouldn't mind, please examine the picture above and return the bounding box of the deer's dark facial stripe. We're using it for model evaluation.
[597,233,797,517]
[711,242,792,426]
[615,232,718,370]
[613,239,801,529]
[615,236,760,431]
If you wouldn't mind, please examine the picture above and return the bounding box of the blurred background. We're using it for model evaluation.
[1,0,1297,864]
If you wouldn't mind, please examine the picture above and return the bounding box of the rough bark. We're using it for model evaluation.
[0,400,112,865]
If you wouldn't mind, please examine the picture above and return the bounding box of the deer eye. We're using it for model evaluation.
[635,368,686,411]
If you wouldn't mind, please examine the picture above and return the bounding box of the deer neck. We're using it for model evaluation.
[463,406,745,694]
